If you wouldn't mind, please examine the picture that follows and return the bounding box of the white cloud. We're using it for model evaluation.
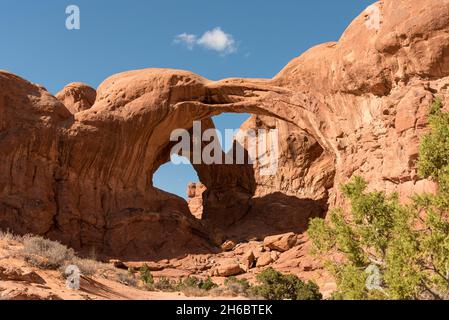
[174,27,237,55]
[197,28,236,54]
[174,33,197,50]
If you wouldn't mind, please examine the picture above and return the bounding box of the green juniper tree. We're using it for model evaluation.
[308,98,449,300]
[251,268,322,300]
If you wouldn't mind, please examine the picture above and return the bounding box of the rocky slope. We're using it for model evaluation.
[1,0,449,265]
[0,234,248,300]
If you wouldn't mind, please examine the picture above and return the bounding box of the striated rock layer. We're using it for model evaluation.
[1,0,449,259]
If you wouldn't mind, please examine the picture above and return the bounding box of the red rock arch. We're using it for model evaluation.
[1,0,449,260]
[63,69,334,258]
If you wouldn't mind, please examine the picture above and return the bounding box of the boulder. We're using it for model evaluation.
[263,233,298,252]
[239,251,256,270]
[221,240,237,252]
[256,252,274,268]
[109,260,128,270]
[214,260,245,277]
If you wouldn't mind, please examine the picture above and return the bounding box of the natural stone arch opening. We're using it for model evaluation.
[152,155,200,198]
[145,106,336,243]
[151,113,253,220]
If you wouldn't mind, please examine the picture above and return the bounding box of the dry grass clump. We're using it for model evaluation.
[0,230,22,248]
[153,277,177,292]
[20,235,74,270]
[181,286,208,297]
[2,232,112,278]
[224,276,252,297]
[65,257,113,277]
[116,271,138,287]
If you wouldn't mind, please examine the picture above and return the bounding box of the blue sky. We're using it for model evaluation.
[0,0,375,198]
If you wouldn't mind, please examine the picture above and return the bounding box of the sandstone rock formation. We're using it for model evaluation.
[0,266,46,285]
[239,251,256,270]
[220,240,237,252]
[187,182,206,219]
[55,82,96,114]
[256,252,274,268]
[213,260,245,277]
[1,0,449,261]
[263,233,298,252]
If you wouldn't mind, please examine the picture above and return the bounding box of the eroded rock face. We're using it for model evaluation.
[217,115,334,241]
[55,82,96,114]
[0,71,72,236]
[271,0,449,205]
[1,0,449,260]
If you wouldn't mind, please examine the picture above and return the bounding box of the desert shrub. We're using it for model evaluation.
[176,276,198,290]
[139,264,154,288]
[308,99,449,300]
[182,287,208,297]
[177,275,199,290]
[224,276,251,297]
[200,277,219,291]
[208,286,227,297]
[251,268,322,300]
[20,235,74,270]
[175,276,218,295]
[418,97,449,199]
[117,271,138,287]
[13,234,109,277]
[6,233,110,279]
[154,277,176,292]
